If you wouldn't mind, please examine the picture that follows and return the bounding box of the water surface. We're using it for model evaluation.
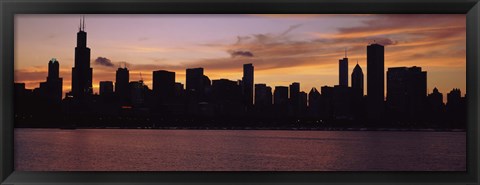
[15,129,466,171]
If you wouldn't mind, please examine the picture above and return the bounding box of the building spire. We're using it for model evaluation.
[82,16,85,31]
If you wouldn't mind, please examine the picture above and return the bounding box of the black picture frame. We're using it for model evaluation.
[1,0,479,184]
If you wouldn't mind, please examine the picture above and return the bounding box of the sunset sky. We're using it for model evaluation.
[14,14,466,102]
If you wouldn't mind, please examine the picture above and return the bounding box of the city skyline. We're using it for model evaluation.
[15,14,466,101]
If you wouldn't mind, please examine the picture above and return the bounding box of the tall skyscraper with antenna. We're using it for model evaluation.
[71,17,93,100]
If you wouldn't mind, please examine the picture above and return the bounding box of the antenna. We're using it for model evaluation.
[139,72,143,82]
[345,48,347,58]
[356,59,358,65]
[82,16,85,31]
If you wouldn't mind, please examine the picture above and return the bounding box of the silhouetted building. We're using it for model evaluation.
[174,82,184,96]
[71,17,93,100]
[289,82,300,100]
[44,58,63,103]
[274,86,289,116]
[289,82,300,116]
[308,87,321,117]
[351,62,364,97]
[320,86,334,119]
[211,79,243,116]
[130,81,149,107]
[427,87,445,122]
[298,91,308,116]
[115,66,130,105]
[339,50,348,87]
[445,88,466,128]
[242,63,254,108]
[386,66,427,119]
[99,81,114,96]
[255,84,272,106]
[274,86,289,106]
[153,70,175,100]
[367,43,385,120]
[447,89,461,109]
[186,68,204,93]
[332,85,352,119]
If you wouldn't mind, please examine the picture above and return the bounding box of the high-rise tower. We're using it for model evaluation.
[242,63,254,108]
[115,65,130,105]
[351,61,364,96]
[41,58,63,103]
[367,43,385,120]
[71,17,93,100]
[339,49,348,87]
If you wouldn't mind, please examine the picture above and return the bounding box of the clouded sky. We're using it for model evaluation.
[15,14,466,102]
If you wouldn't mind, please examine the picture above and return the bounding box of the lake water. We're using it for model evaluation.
[14,129,466,171]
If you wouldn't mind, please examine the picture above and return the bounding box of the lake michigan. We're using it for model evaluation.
[15,129,466,171]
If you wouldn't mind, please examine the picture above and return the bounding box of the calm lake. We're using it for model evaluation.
[14,128,466,171]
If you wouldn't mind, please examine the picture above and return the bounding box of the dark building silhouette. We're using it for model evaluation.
[289,82,300,116]
[351,62,364,97]
[320,86,334,119]
[428,87,444,112]
[427,87,445,123]
[350,63,365,121]
[447,88,462,110]
[386,66,427,120]
[445,88,466,128]
[242,63,254,108]
[367,43,385,120]
[71,17,93,100]
[130,80,149,107]
[289,82,300,100]
[43,58,63,103]
[298,91,308,116]
[332,85,352,119]
[153,70,175,100]
[274,86,289,116]
[186,68,205,93]
[274,86,289,106]
[308,87,321,117]
[115,66,130,105]
[255,84,272,106]
[99,81,114,96]
[174,82,185,97]
[211,79,243,116]
[339,50,348,87]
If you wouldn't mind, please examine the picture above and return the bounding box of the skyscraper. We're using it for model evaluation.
[47,58,63,102]
[339,49,348,87]
[351,62,364,96]
[289,82,300,115]
[242,63,254,107]
[386,66,427,119]
[255,84,272,106]
[115,66,130,105]
[99,81,114,96]
[153,70,175,100]
[274,86,288,106]
[71,17,93,100]
[367,43,385,120]
[186,68,204,92]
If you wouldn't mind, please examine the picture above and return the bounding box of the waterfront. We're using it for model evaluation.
[15,128,466,171]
